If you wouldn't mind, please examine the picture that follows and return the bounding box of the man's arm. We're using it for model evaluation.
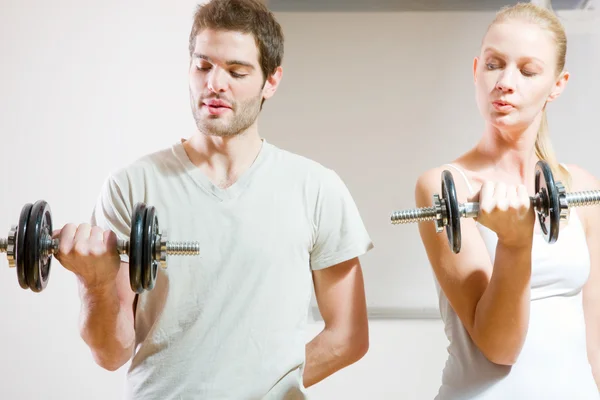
[78,260,137,371]
[303,256,369,388]
[79,173,137,371]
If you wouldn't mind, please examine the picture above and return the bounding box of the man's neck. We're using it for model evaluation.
[183,129,264,189]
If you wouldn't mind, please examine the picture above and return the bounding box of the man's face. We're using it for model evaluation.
[189,28,274,137]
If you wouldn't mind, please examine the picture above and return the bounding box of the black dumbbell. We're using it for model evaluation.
[0,201,200,293]
[390,160,600,253]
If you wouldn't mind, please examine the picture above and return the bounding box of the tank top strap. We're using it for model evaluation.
[442,164,475,196]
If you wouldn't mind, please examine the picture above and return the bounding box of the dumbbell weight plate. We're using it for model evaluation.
[442,170,462,254]
[16,203,33,290]
[129,203,146,293]
[535,160,560,244]
[141,205,159,292]
[25,200,53,292]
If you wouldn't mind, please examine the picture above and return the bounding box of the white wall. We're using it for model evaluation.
[306,320,447,399]
[0,1,598,399]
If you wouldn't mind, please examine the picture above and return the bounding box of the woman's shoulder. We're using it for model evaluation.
[561,163,600,192]
[559,163,600,232]
[414,159,478,205]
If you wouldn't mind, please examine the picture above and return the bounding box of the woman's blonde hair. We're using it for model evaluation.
[488,2,571,189]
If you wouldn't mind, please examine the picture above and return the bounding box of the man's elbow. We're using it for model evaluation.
[348,333,369,363]
[336,324,369,365]
[97,359,125,372]
[79,324,134,371]
[81,331,133,372]
[92,350,131,371]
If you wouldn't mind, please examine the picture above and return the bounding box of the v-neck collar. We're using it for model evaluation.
[173,138,272,203]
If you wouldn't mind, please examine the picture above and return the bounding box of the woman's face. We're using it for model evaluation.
[474,19,568,133]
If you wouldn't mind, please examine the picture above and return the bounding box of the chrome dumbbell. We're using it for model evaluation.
[0,200,200,293]
[389,160,600,253]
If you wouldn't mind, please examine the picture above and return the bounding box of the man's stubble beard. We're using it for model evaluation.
[190,89,264,138]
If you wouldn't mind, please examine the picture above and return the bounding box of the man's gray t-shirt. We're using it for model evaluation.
[91,139,374,399]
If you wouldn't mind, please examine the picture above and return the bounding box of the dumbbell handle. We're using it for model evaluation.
[390,202,476,224]
[114,239,200,256]
[0,235,200,258]
[391,189,600,224]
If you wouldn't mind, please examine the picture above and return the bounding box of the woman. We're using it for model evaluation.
[415,3,600,399]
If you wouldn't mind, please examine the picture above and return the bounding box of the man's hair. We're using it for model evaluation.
[188,0,285,81]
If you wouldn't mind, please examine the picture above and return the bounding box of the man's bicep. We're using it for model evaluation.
[312,257,368,331]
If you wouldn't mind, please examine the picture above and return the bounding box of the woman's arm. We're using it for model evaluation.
[415,166,534,365]
[567,164,600,389]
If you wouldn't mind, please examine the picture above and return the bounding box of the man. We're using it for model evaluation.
[54,0,373,398]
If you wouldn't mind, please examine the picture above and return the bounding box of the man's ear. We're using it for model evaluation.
[262,66,283,101]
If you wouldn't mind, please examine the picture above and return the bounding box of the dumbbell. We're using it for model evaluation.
[0,200,200,293]
[390,160,600,253]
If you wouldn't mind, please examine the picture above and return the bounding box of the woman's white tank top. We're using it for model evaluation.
[434,163,599,400]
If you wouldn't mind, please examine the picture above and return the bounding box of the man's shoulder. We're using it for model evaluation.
[108,142,183,185]
[268,141,338,181]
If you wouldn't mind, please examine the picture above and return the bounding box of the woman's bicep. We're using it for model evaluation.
[415,168,493,338]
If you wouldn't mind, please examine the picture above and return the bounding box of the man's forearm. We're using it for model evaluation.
[78,281,135,371]
[303,328,365,388]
